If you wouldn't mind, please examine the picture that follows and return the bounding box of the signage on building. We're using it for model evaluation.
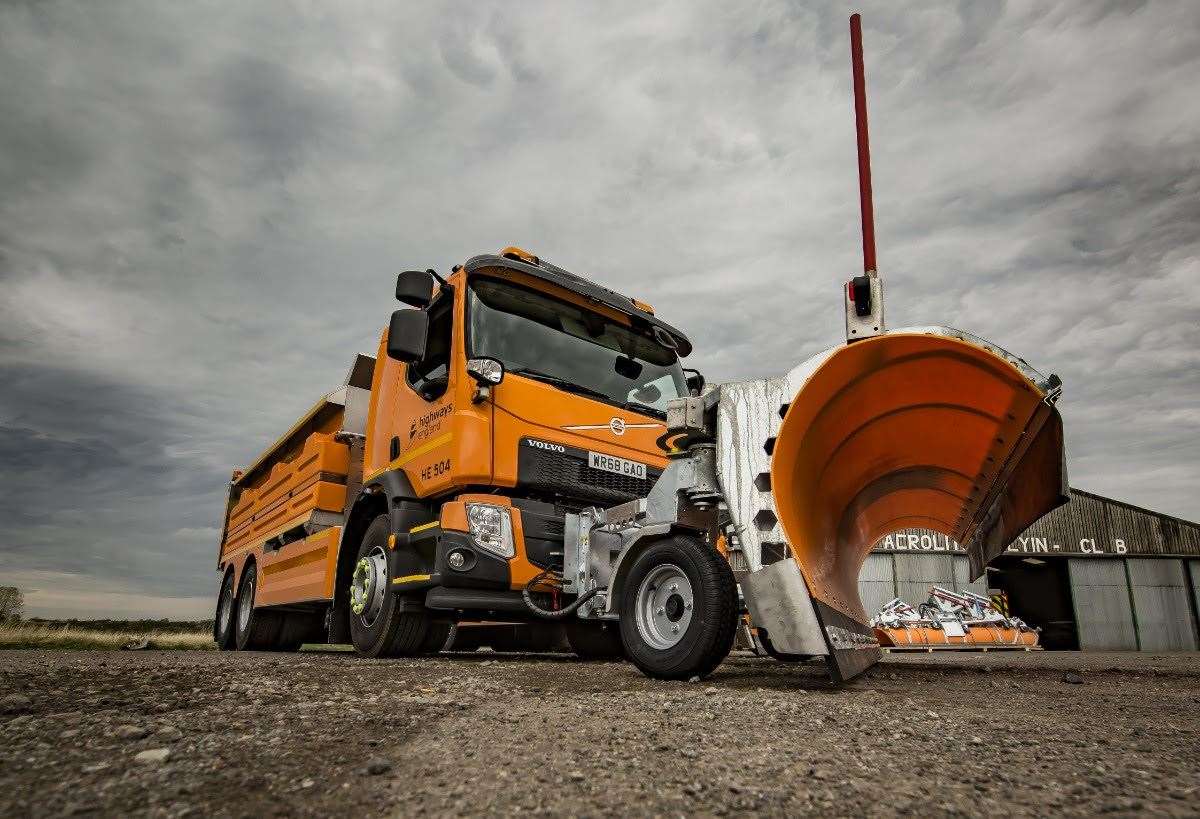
[871,488,1200,558]
[876,531,1130,556]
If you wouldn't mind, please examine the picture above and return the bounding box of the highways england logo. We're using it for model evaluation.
[409,404,453,440]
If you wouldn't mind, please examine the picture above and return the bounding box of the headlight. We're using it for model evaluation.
[465,503,514,559]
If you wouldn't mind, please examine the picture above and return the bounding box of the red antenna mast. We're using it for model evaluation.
[850,13,876,274]
[843,13,884,341]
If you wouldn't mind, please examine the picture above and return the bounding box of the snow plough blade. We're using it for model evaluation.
[766,328,1067,680]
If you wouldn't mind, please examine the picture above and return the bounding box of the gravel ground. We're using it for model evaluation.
[2,648,1198,817]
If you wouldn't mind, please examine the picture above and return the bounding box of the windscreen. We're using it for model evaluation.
[468,276,687,414]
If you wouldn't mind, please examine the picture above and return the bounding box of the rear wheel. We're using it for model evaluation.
[618,534,738,680]
[565,620,625,659]
[234,563,283,650]
[214,571,236,650]
[349,515,432,657]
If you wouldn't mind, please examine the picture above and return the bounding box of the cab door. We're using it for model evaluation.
[365,288,458,497]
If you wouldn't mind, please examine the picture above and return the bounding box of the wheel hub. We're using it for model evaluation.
[634,564,694,650]
[350,547,388,627]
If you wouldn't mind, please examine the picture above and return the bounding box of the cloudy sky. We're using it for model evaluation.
[2,1,1198,619]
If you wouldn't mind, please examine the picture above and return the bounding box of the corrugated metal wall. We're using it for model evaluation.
[894,554,957,607]
[1126,558,1198,651]
[859,554,896,618]
[1163,520,1200,556]
[1068,559,1137,650]
[857,554,988,619]
[1189,561,1200,631]
[1038,491,1111,552]
[952,556,989,596]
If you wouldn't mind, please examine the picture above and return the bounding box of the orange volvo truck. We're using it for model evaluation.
[213,244,1067,681]
[211,17,1069,681]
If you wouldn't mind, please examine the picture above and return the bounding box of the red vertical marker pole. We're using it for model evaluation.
[850,13,876,274]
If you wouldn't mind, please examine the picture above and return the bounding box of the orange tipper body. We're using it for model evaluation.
[212,246,1067,683]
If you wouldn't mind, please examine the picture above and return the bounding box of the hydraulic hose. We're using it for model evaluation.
[521,568,604,620]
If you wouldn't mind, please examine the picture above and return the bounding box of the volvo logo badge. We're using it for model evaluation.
[527,439,566,453]
[609,417,626,436]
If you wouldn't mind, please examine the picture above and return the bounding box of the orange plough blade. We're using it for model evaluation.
[768,328,1066,679]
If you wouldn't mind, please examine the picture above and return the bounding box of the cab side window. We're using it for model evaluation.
[406,294,452,401]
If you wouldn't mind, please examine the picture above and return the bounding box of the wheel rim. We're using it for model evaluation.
[237,573,254,634]
[217,583,233,636]
[634,563,694,650]
[350,546,388,628]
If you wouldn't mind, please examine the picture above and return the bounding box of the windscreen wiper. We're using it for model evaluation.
[621,400,666,420]
[509,368,615,405]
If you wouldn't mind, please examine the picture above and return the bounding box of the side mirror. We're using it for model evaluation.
[396,270,435,308]
[466,357,505,386]
[684,368,705,396]
[386,309,428,362]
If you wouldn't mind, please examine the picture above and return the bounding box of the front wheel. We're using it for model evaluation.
[618,534,738,680]
[348,515,432,657]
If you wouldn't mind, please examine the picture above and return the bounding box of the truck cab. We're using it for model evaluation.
[213,247,706,660]
[347,248,701,654]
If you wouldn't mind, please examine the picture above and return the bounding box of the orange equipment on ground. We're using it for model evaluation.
[871,588,1040,651]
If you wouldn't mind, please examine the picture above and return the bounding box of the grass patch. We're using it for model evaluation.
[0,622,215,651]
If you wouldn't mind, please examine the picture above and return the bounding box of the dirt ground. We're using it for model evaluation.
[1,648,1198,818]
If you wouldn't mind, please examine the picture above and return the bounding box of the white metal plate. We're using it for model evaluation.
[588,451,646,480]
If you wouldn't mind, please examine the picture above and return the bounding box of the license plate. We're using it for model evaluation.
[587,451,647,480]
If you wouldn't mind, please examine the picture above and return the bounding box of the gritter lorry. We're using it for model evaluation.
[211,16,1068,682]
[213,243,1067,682]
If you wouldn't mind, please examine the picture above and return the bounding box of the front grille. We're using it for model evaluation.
[517,442,660,506]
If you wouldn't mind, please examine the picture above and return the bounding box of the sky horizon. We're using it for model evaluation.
[2,1,1198,619]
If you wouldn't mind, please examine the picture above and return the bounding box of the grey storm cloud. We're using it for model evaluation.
[1,1,1198,617]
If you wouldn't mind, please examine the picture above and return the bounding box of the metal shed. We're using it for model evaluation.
[860,487,1200,652]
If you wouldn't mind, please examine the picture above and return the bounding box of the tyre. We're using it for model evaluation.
[214,571,236,650]
[565,620,625,659]
[275,611,325,652]
[234,562,284,651]
[348,515,431,657]
[420,621,453,654]
[618,534,738,680]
